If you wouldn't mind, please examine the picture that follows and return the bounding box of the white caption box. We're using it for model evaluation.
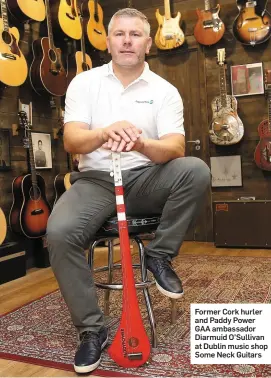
[190,303,271,364]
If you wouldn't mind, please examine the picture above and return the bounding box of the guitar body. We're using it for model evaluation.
[194,6,225,45]
[30,37,67,96]
[210,95,244,145]
[155,10,185,50]
[10,174,51,238]
[81,0,107,51]
[233,5,271,45]
[0,18,28,86]
[6,0,46,22]
[0,207,7,245]
[51,0,82,40]
[254,119,271,170]
[67,51,92,87]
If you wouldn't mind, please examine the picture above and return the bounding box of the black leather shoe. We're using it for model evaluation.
[74,327,108,374]
[146,256,184,299]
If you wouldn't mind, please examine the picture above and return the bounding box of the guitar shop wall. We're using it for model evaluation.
[0,0,109,275]
[101,0,271,248]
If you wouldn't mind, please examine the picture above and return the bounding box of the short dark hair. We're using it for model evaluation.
[38,140,42,144]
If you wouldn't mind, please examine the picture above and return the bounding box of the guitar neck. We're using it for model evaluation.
[0,0,10,31]
[219,64,228,108]
[164,0,172,20]
[268,90,271,132]
[27,129,39,199]
[44,0,55,49]
[94,0,99,22]
[80,16,87,63]
[204,0,211,11]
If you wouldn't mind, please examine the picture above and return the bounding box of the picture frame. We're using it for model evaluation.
[0,128,11,171]
[31,132,52,169]
[230,62,264,97]
[210,155,242,187]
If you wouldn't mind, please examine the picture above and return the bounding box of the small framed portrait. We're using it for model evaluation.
[0,129,11,171]
[31,132,52,169]
[231,62,264,97]
[210,155,242,187]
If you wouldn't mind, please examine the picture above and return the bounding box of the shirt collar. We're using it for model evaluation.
[104,60,151,84]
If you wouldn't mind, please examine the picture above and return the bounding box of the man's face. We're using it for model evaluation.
[38,142,42,150]
[106,16,152,68]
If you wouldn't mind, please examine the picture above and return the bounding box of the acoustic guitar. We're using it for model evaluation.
[67,15,92,87]
[6,0,45,22]
[108,152,151,368]
[254,69,271,171]
[81,0,107,51]
[51,0,82,40]
[194,0,225,45]
[0,0,28,87]
[0,207,7,245]
[29,0,67,97]
[9,111,51,239]
[233,0,271,45]
[209,48,244,146]
[155,0,185,50]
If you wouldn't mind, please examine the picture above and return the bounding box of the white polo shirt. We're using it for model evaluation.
[64,61,184,172]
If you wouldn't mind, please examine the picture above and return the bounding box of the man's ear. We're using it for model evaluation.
[146,37,152,54]
[106,37,111,53]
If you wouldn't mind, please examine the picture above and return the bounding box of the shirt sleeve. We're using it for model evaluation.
[156,87,185,138]
[64,73,92,127]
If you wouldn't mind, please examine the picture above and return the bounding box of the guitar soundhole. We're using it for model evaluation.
[82,62,90,71]
[66,0,71,5]
[48,49,57,63]
[29,186,41,201]
[2,31,12,45]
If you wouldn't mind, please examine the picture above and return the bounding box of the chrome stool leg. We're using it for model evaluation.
[134,235,158,349]
[104,239,114,316]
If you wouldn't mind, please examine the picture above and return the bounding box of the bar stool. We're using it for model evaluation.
[88,215,161,348]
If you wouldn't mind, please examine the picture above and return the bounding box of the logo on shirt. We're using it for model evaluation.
[135,100,154,104]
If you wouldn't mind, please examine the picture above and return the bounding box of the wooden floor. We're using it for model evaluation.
[1,241,271,377]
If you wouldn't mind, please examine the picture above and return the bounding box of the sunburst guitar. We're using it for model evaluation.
[254,69,271,170]
[81,0,107,51]
[155,0,185,50]
[0,0,28,86]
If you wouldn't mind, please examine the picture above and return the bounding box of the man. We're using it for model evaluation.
[34,140,46,167]
[46,8,210,374]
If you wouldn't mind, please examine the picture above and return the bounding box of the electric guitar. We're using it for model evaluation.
[81,0,107,51]
[254,70,271,170]
[0,207,7,245]
[29,0,67,97]
[233,0,271,46]
[194,0,225,45]
[51,0,82,40]
[67,14,92,87]
[209,48,244,146]
[155,0,185,50]
[0,0,28,87]
[6,0,45,22]
[9,111,51,238]
[108,152,151,368]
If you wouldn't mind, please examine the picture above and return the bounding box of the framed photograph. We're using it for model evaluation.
[210,155,242,187]
[231,62,264,97]
[0,129,11,171]
[31,132,52,169]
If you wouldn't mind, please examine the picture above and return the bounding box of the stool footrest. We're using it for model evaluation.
[96,281,154,290]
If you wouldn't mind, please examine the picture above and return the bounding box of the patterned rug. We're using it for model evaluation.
[1,254,271,377]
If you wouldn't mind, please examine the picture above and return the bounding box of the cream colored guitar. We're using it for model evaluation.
[53,0,82,40]
[6,0,45,22]
[155,0,185,50]
[0,207,7,245]
[0,0,28,87]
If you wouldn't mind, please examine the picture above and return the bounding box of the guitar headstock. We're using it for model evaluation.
[217,48,225,66]
[111,152,122,185]
[18,111,31,149]
[264,69,271,92]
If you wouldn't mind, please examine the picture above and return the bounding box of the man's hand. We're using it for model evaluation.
[102,135,144,153]
[101,121,143,152]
